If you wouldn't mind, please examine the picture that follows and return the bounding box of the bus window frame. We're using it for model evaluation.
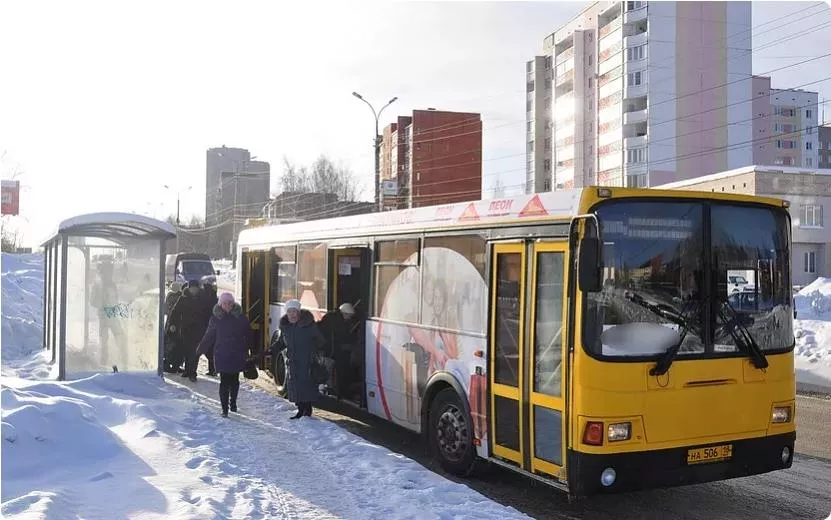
[297,241,329,313]
[372,236,422,322]
[580,196,795,363]
[269,244,298,304]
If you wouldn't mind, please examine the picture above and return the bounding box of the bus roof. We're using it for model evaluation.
[237,186,788,248]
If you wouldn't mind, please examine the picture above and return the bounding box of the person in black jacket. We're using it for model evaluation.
[179,281,210,382]
[318,303,362,399]
[164,281,186,373]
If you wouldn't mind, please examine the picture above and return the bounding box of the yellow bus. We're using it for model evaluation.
[236,186,796,497]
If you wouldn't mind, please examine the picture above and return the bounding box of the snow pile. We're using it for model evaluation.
[213,258,236,292]
[794,277,831,391]
[1,253,52,379]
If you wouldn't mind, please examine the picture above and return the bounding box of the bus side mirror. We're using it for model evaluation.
[578,237,602,293]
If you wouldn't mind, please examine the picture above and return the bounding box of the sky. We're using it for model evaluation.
[1,0,830,248]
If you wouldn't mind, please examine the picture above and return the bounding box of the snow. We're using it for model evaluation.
[1,252,528,519]
[794,277,831,391]
[213,258,236,292]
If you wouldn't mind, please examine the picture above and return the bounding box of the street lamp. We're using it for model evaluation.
[352,91,398,211]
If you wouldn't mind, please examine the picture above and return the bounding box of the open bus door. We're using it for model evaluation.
[241,250,268,356]
[489,240,569,485]
[328,247,371,407]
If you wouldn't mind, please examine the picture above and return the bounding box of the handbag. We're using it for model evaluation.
[243,357,259,380]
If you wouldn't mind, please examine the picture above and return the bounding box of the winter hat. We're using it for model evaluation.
[285,299,302,311]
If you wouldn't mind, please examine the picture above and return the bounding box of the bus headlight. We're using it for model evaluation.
[771,406,792,423]
[607,422,631,442]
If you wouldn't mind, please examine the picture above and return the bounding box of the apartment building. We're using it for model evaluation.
[526,1,753,193]
[819,125,831,169]
[658,165,831,287]
[380,109,482,210]
[751,76,819,169]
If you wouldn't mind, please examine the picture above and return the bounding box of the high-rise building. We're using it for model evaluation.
[750,76,820,169]
[205,146,271,258]
[380,109,482,210]
[819,125,831,169]
[526,1,753,192]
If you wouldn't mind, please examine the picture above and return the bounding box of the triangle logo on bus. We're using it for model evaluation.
[459,203,480,222]
[518,195,548,218]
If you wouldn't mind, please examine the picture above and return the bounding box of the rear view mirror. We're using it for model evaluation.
[578,237,602,293]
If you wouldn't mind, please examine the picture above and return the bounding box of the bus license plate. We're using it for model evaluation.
[687,444,732,465]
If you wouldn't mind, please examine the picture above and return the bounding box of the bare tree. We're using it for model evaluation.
[279,155,361,201]
[280,157,310,194]
[1,217,21,253]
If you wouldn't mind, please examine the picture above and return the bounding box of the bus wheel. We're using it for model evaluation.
[430,388,476,476]
[273,352,287,397]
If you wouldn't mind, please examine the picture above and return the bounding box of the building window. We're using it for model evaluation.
[544,159,551,172]
[806,157,813,167]
[807,141,813,150]
[807,109,813,118]
[543,179,552,191]
[626,1,645,10]
[527,140,535,153]
[774,106,796,117]
[588,54,593,66]
[773,156,794,166]
[545,56,552,69]
[775,140,796,149]
[627,71,643,86]
[544,98,552,109]
[802,204,823,227]
[545,138,552,151]
[626,45,646,61]
[588,77,593,88]
[526,99,533,112]
[527,81,535,92]
[626,147,647,164]
[805,251,816,274]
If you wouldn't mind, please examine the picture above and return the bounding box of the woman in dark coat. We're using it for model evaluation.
[196,292,252,417]
[270,299,325,419]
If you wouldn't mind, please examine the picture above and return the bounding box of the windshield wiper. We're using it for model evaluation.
[649,296,703,376]
[717,297,768,370]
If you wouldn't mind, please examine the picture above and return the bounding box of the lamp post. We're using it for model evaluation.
[164,185,192,251]
[352,92,398,212]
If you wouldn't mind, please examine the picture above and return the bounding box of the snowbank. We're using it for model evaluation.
[793,277,831,391]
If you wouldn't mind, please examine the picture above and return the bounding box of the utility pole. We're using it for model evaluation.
[164,185,191,252]
[352,92,398,212]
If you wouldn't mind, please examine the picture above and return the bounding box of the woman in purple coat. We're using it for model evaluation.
[196,292,252,417]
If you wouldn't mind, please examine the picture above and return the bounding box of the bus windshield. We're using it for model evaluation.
[583,200,793,359]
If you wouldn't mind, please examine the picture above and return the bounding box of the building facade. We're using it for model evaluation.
[380,109,482,210]
[658,165,831,288]
[819,125,831,169]
[526,1,753,193]
[205,146,271,258]
[750,77,819,169]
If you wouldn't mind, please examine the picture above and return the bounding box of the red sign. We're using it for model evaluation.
[1,180,19,216]
[458,203,480,222]
[518,195,548,218]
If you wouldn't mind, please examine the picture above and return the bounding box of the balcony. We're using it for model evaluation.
[600,17,622,39]
[624,31,647,49]
[624,5,647,24]
[625,83,647,99]
[625,134,648,148]
[623,108,648,125]
[556,68,574,86]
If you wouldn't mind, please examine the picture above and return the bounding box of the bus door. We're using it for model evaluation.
[328,247,371,407]
[490,241,568,481]
[242,250,268,353]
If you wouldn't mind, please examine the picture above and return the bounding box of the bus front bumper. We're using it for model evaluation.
[568,432,795,496]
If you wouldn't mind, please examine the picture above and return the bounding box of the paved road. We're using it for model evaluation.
[233,372,831,520]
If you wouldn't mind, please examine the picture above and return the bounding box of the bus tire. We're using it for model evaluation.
[429,387,477,477]
[272,351,287,397]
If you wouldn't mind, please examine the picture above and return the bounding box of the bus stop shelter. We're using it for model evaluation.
[41,213,176,380]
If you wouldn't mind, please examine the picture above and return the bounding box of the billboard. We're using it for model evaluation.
[1,180,20,216]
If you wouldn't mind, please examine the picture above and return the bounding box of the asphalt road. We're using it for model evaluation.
[230,370,831,520]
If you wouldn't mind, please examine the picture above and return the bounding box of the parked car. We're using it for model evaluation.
[165,253,217,287]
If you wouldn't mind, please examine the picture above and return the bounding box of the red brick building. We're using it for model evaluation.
[380,109,482,210]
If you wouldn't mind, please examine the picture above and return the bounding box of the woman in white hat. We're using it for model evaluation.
[270,299,326,418]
